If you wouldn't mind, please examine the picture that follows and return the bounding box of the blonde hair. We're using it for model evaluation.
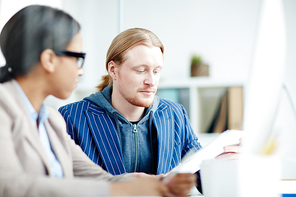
[96,28,164,92]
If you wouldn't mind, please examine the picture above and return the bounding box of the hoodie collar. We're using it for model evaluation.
[84,85,116,114]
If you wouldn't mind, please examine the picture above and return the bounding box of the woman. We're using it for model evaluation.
[0,5,170,196]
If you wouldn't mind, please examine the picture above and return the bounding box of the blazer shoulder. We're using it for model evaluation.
[58,99,106,119]
[0,81,27,118]
[47,107,66,126]
[58,99,91,114]
[0,81,21,107]
[157,98,185,114]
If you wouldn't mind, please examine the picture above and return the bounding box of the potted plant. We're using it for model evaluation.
[190,55,209,77]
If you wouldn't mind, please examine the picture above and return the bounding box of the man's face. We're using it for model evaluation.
[113,44,163,108]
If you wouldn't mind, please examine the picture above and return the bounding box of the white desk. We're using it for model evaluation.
[189,180,296,197]
[279,180,296,194]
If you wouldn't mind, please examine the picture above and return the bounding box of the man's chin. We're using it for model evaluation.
[125,94,155,108]
[141,102,153,108]
[128,99,154,108]
[133,101,153,108]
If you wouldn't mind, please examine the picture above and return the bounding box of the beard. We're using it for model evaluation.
[116,71,156,108]
[124,94,154,108]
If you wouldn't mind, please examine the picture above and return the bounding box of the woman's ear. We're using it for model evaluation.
[40,49,56,73]
[108,60,117,80]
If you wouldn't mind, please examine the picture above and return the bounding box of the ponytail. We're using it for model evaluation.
[96,74,113,92]
[0,65,13,83]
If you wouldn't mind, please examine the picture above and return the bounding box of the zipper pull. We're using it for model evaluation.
[133,124,137,133]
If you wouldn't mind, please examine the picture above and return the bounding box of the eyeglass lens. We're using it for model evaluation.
[77,57,84,68]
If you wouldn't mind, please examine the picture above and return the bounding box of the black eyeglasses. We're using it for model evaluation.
[56,51,86,69]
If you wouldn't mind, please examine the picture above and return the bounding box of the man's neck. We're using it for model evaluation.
[111,92,145,122]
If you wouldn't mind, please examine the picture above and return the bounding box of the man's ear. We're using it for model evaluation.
[40,49,56,73]
[108,60,118,80]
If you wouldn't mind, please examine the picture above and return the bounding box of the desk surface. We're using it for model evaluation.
[280,180,296,194]
[189,180,296,197]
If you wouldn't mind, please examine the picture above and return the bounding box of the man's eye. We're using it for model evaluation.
[137,70,145,73]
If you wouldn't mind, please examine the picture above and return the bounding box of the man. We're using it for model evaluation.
[59,28,201,193]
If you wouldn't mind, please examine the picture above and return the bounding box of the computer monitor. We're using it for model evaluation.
[242,0,286,155]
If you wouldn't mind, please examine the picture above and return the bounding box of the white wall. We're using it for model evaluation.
[0,0,62,66]
[45,0,264,109]
[1,1,295,108]
[44,0,119,108]
[1,0,296,180]
[0,0,265,109]
[279,0,296,179]
[124,0,262,82]
[283,0,296,106]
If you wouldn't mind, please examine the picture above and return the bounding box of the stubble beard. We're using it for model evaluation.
[116,71,155,108]
[124,93,154,108]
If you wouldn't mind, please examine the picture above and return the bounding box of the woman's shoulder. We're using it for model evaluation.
[0,80,23,111]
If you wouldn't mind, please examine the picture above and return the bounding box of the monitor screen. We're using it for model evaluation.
[242,0,286,155]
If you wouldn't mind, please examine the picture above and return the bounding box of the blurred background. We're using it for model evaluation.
[1,0,296,179]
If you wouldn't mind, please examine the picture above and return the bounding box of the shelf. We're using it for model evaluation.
[157,77,245,136]
[158,77,245,89]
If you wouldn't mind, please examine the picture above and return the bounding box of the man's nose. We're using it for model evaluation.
[144,72,156,86]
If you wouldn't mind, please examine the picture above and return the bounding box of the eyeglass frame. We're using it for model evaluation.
[55,51,86,69]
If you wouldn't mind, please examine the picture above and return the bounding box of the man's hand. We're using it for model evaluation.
[216,141,241,160]
[165,173,196,197]
[123,172,155,178]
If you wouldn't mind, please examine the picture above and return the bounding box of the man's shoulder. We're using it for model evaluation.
[155,98,187,118]
[158,98,184,111]
[58,99,104,116]
[58,99,91,114]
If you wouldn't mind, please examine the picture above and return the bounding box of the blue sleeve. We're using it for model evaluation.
[195,170,203,194]
[180,105,203,193]
[180,105,202,157]
[58,106,78,144]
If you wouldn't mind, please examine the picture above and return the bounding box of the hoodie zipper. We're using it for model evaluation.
[132,124,138,172]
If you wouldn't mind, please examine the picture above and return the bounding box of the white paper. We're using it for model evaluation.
[163,130,243,183]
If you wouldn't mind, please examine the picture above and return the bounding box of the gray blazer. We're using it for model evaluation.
[0,80,125,197]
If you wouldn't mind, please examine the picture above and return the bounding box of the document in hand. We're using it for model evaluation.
[163,130,243,183]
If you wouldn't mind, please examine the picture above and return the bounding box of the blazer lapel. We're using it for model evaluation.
[85,108,126,175]
[6,80,51,174]
[23,121,52,174]
[45,121,72,177]
[154,107,174,174]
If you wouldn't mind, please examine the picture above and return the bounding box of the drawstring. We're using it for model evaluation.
[113,112,122,144]
[149,110,155,173]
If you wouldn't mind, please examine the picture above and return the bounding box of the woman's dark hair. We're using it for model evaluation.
[0,5,81,83]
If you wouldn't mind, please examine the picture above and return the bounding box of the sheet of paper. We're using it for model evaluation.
[163,130,243,183]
